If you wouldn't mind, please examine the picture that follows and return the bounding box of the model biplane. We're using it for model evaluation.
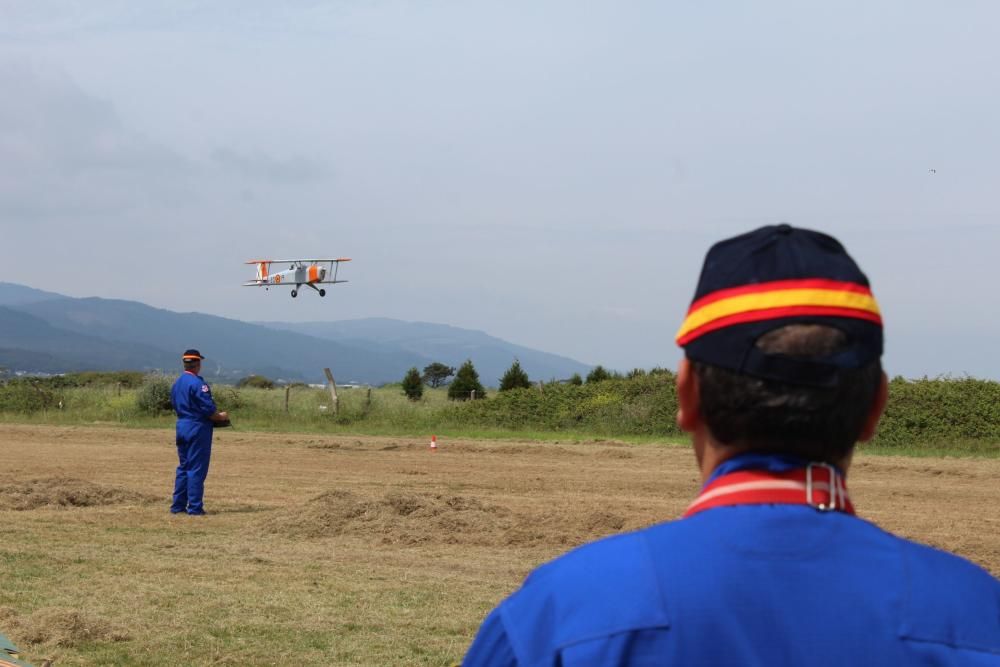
[243,258,351,298]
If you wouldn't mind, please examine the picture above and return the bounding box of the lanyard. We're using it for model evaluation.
[684,463,855,519]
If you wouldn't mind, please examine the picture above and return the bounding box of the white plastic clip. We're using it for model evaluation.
[806,462,840,511]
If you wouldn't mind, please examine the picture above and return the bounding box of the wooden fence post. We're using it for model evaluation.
[285,385,291,413]
[323,368,339,415]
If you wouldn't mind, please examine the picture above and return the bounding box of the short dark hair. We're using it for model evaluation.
[692,324,882,463]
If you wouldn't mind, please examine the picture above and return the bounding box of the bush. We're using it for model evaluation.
[136,377,173,414]
[448,360,486,401]
[237,375,276,389]
[586,365,611,383]
[0,379,61,413]
[873,375,1000,449]
[401,367,423,401]
[214,385,246,411]
[499,360,531,391]
[568,373,583,386]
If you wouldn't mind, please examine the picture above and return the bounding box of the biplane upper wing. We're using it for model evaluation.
[243,258,351,286]
[244,258,351,264]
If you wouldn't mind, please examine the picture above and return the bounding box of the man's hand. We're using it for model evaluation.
[212,411,232,428]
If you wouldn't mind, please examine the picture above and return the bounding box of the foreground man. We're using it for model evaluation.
[170,349,228,516]
[464,225,1000,665]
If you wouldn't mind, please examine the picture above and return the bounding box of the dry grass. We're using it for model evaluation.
[0,424,998,666]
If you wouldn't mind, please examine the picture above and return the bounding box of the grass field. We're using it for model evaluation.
[1,423,998,666]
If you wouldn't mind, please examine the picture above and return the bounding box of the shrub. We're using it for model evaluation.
[586,365,611,383]
[214,386,246,411]
[0,379,61,413]
[499,360,531,391]
[448,360,486,401]
[401,367,423,401]
[568,373,583,386]
[136,377,173,414]
[75,371,146,388]
[237,375,276,389]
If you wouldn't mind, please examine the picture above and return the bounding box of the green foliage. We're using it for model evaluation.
[0,379,62,413]
[3,371,148,389]
[422,362,455,388]
[586,365,611,384]
[871,376,1000,453]
[448,360,486,401]
[0,372,998,457]
[214,385,246,411]
[499,359,531,392]
[446,373,679,435]
[135,376,173,414]
[568,373,583,386]
[401,367,424,401]
[59,371,147,388]
[237,374,276,389]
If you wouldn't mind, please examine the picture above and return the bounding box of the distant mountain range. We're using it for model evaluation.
[0,283,592,385]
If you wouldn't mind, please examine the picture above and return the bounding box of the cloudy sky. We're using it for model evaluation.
[1,1,998,378]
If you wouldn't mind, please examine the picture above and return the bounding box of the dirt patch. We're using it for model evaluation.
[482,445,581,457]
[500,509,632,548]
[0,606,129,648]
[595,448,635,459]
[0,478,153,511]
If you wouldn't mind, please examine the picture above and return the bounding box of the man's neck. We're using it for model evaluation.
[695,429,852,483]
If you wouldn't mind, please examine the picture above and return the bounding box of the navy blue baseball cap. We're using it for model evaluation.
[676,224,883,386]
[182,349,205,361]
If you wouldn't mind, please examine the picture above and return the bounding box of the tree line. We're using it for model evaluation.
[399,360,658,401]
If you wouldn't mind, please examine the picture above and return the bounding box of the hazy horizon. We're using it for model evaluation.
[2,2,999,378]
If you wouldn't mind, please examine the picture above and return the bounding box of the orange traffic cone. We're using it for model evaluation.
[430,435,438,452]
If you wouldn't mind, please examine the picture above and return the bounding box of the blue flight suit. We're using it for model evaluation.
[170,370,218,515]
[465,453,1000,666]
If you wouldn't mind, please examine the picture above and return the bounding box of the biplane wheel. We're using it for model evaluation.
[290,289,298,298]
[319,289,326,297]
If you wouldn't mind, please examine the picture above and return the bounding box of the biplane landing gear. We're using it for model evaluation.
[319,289,326,297]
[290,288,298,298]
[305,283,325,297]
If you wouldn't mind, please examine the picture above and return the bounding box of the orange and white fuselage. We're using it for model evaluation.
[243,258,351,298]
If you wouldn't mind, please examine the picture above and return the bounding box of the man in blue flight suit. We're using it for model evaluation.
[464,225,1000,665]
[170,349,228,516]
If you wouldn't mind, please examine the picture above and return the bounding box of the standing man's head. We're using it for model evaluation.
[674,225,888,475]
[182,349,205,374]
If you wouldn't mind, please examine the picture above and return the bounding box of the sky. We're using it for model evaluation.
[1,1,998,378]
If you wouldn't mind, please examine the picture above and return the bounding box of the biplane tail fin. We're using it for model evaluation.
[241,260,271,285]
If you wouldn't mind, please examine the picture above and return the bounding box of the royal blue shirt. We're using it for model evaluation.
[464,453,1000,666]
[170,371,217,423]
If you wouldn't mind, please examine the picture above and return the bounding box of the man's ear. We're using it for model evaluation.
[676,357,702,433]
[858,371,889,442]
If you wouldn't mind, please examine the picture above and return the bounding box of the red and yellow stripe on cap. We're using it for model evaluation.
[676,278,882,346]
[182,355,202,361]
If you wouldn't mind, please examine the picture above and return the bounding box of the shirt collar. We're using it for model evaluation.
[706,451,844,486]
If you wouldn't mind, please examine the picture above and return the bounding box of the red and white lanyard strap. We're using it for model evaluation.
[683,463,855,519]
